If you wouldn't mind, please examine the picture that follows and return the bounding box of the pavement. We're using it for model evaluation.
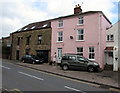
[2,59,120,90]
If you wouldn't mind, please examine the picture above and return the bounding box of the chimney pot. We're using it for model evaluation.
[74,4,82,14]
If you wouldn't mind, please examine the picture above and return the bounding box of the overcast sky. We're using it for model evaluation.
[0,0,119,38]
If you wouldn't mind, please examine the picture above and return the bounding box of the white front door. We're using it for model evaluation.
[57,48,62,63]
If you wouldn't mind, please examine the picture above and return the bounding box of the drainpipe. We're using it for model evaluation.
[10,33,13,60]
[98,13,102,68]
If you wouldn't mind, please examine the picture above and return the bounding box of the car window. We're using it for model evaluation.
[25,55,31,58]
[62,56,68,60]
[31,55,39,59]
[77,57,86,62]
[68,56,76,60]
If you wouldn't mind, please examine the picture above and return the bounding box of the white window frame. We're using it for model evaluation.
[76,29,84,41]
[57,31,63,42]
[107,34,114,41]
[58,20,63,28]
[77,47,83,56]
[89,47,95,60]
[38,35,42,44]
[78,16,84,25]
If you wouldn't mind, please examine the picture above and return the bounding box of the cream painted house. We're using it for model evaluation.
[105,21,120,71]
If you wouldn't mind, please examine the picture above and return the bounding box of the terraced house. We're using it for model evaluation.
[11,21,51,63]
[6,4,113,69]
[51,5,112,69]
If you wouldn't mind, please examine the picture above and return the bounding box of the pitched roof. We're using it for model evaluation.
[12,11,111,34]
[13,20,51,34]
[51,11,111,24]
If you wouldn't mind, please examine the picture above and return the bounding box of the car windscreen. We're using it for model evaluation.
[31,55,39,59]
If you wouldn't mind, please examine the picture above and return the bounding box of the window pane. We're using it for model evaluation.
[78,16,84,24]
[58,31,63,41]
[77,29,84,40]
[89,47,95,59]
[58,20,63,27]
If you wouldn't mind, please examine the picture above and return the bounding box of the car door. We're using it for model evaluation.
[25,55,31,63]
[68,55,77,68]
[76,56,88,70]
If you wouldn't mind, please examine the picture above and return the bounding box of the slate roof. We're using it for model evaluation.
[13,20,51,34]
[13,11,111,34]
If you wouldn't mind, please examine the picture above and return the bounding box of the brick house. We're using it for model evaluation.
[1,36,11,59]
[51,5,111,68]
[11,21,51,63]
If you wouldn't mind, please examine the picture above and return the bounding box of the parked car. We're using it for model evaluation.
[60,54,100,72]
[21,55,44,64]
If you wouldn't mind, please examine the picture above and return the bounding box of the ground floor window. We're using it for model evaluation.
[77,47,83,56]
[89,47,95,60]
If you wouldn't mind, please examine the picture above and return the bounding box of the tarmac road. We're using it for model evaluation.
[1,60,119,93]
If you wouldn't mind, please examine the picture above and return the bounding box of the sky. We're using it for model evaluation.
[0,0,119,38]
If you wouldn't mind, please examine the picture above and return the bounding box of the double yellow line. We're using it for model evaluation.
[9,88,23,93]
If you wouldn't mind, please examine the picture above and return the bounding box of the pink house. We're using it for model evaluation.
[51,5,111,68]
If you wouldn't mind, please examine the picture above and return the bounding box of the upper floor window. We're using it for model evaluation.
[107,35,114,42]
[26,36,30,45]
[78,16,84,25]
[58,20,63,28]
[17,37,20,45]
[38,35,42,44]
[89,47,95,60]
[77,29,84,41]
[77,47,83,56]
[57,31,63,42]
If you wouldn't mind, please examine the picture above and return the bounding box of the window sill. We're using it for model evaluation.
[56,41,63,43]
[77,24,84,26]
[76,40,85,42]
[88,59,95,61]
[107,41,114,42]
[57,27,64,29]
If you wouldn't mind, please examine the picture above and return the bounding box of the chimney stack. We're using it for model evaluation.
[74,4,82,14]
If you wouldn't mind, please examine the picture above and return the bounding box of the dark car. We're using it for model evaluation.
[60,54,100,72]
[21,55,44,64]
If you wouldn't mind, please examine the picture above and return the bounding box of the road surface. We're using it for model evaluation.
[1,60,118,93]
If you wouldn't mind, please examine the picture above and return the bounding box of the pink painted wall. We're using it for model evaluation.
[51,12,111,68]
[98,13,112,68]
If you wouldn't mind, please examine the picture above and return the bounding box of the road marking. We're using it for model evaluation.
[109,88,120,92]
[18,71,44,81]
[9,63,100,88]
[64,86,86,93]
[13,64,100,87]
[0,65,11,69]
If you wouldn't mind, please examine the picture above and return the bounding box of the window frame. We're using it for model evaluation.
[76,29,84,41]
[26,36,30,45]
[58,20,63,28]
[89,47,95,60]
[107,34,114,42]
[38,35,42,44]
[17,37,20,45]
[57,31,63,42]
[77,47,83,56]
[78,16,84,25]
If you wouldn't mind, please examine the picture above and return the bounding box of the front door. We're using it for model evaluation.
[57,48,62,63]
[16,50,19,60]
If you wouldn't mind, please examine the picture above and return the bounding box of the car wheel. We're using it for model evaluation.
[88,66,94,72]
[62,65,69,70]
